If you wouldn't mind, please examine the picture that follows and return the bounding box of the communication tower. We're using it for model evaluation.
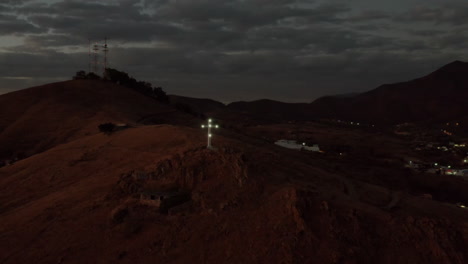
[102,37,109,77]
[92,42,100,74]
[88,39,91,73]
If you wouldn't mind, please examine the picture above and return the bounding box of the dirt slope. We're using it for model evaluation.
[1,125,467,264]
[0,80,188,160]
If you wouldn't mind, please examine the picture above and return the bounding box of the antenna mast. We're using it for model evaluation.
[92,42,100,74]
[88,39,91,73]
[102,37,109,77]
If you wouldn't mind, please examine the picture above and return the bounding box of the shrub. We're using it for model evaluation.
[105,68,169,103]
[73,70,101,80]
[73,70,87,80]
[86,72,101,80]
[98,122,116,134]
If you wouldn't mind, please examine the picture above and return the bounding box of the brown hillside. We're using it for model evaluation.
[1,125,467,264]
[0,80,189,160]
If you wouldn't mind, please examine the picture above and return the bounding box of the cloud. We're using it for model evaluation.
[347,9,390,22]
[0,13,44,35]
[0,0,467,102]
[399,3,468,25]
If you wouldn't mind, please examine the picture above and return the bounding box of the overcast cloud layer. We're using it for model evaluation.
[0,0,467,102]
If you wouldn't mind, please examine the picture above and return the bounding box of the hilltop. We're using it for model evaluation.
[0,80,191,161]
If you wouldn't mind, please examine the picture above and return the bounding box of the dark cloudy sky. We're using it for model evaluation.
[0,0,467,102]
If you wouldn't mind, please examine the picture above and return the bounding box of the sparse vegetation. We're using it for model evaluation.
[72,68,169,103]
[73,70,101,80]
[105,68,169,103]
[98,122,116,134]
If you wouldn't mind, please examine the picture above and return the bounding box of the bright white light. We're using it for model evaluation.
[448,165,451,169]
[302,142,306,146]
[435,163,438,166]
[201,119,219,148]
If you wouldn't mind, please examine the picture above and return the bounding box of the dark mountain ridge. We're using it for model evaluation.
[185,60,468,125]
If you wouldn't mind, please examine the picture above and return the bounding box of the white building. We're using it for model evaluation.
[275,140,320,152]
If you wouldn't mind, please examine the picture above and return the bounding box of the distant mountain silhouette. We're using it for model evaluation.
[225,99,311,121]
[199,61,468,125]
[309,60,468,124]
[169,95,225,116]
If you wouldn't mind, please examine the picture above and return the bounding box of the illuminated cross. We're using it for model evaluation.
[201,118,219,148]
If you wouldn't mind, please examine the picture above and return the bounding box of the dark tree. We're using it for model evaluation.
[73,71,87,80]
[153,87,169,103]
[86,72,101,80]
[98,123,116,134]
[104,68,169,103]
[105,68,130,84]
